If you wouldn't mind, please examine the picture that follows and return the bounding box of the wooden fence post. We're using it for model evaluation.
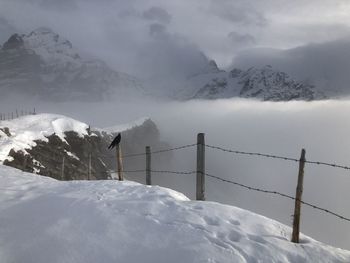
[61,156,65,180]
[87,127,91,180]
[146,146,152,185]
[116,144,124,181]
[196,133,205,201]
[291,148,306,243]
[88,153,91,180]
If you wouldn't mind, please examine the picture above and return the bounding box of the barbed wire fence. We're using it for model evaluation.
[108,133,350,244]
[0,108,36,121]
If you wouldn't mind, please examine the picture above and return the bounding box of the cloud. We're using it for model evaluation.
[142,6,171,24]
[232,37,350,96]
[1,0,350,70]
[0,17,17,43]
[149,23,168,40]
[208,0,268,26]
[228,31,256,47]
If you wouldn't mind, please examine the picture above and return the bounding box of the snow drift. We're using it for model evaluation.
[0,165,349,263]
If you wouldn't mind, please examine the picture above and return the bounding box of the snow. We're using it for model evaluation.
[23,27,80,68]
[0,165,349,263]
[0,114,89,163]
[0,28,145,101]
[180,65,323,101]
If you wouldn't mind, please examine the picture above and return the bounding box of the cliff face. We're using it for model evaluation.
[0,28,144,101]
[0,115,170,181]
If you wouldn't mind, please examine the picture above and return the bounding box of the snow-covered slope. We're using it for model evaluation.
[180,64,325,101]
[0,28,144,101]
[0,165,349,263]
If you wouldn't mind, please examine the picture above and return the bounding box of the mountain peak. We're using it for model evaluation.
[0,28,144,101]
[2,33,24,50]
[23,27,76,59]
[185,64,324,101]
[30,27,55,35]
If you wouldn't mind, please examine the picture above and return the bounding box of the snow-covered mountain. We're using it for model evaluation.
[1,165,349,263]
[180,63,325,101]
[0,28,144,101]
[0,27,327,102]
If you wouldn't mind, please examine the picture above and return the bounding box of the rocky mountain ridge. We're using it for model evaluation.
[0,28,144,101]
[0,27,326,102]
[181,64,325,101]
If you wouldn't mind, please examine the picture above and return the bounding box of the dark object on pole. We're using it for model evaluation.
[108,133,123,181]
[291,148,306,243]
[108,133,121,150]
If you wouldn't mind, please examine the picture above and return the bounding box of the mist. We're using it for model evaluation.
[1,97,350,249]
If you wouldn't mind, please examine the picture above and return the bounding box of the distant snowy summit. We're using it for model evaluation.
[0,27,326,102]
[180,63,325,101]
[0,28,144,101]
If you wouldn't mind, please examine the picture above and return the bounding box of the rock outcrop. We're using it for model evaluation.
[0,114,170,181]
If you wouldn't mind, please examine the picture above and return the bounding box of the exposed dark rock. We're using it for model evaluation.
[0,127,11,136]
[3,119,171,181]
[2,34,24,50]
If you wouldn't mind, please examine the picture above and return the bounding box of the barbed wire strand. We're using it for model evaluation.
[122,143,197,158]
[111,167,350,222]
[113,169,196,175]
[205,172,350,222]
[205,144,350,171]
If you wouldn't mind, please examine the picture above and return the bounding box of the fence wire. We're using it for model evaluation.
[205,172,350,222]
[123,143,197,158]
[205,144,350,171]
[107,141,350,223]
[116,169,196,176]
[114,167,350,223]
[109,142,350,171]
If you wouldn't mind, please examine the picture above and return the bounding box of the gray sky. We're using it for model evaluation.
[1,0,350,73]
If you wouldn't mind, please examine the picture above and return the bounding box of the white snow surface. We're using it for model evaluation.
[0,114,89,163]
[0,165,349,263]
